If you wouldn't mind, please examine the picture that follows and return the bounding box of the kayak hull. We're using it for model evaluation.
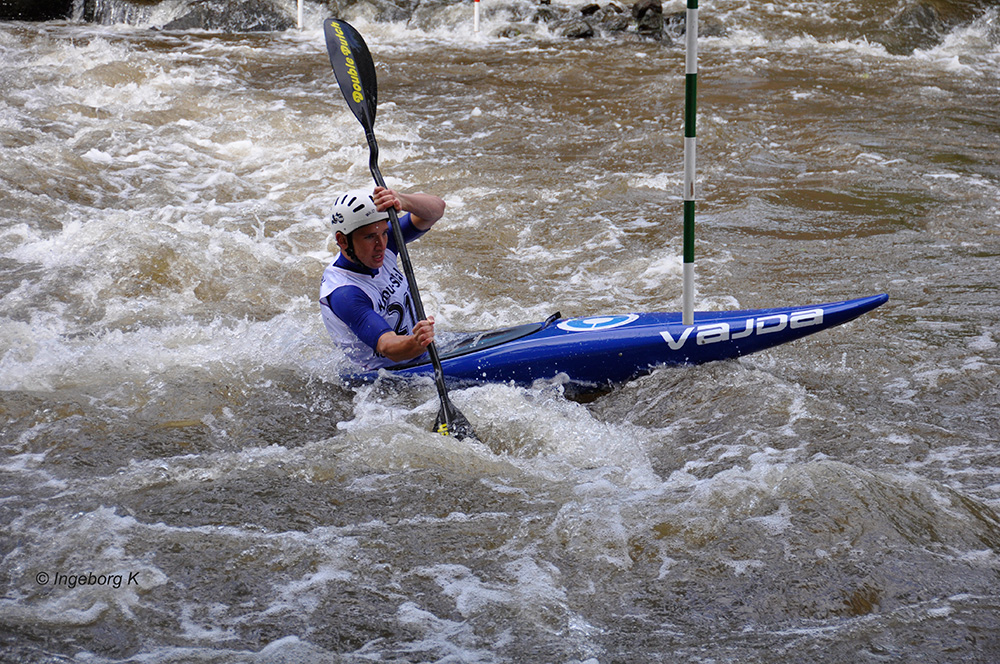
[347,294,889,390]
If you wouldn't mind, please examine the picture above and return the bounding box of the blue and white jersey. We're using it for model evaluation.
[320,249,419,370]
[319,213,426,370]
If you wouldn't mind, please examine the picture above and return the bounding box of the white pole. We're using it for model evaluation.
[474,0,480,33]
[682,0,698,326]
[297,0,303,30]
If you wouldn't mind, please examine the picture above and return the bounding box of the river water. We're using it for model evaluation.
[2,1,1000,661]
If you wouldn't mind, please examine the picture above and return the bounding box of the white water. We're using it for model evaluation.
[2,2,1000,661]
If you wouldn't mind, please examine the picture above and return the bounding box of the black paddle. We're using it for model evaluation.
[323,18,477,441]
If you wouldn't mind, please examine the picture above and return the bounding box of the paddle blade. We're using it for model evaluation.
[434,402,478,441]
[323,18,378,130]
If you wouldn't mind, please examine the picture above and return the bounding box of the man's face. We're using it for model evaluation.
[341,219,389,269]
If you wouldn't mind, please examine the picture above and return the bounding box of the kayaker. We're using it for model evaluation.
[319,186,446,370]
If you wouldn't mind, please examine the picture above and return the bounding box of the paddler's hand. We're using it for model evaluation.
[375,316,435,363]
[412,316,435,349]
[372,186,402,214]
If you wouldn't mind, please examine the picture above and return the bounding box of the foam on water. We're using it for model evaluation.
[1,27,403,396]
[3,6,1000,661]
[1,507,170,626]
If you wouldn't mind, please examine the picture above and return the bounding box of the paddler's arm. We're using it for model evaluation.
[372,187,445,230]
[327,288,434,364]
[375,317,435,363]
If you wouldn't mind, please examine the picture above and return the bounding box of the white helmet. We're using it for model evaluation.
[329,189,389,236]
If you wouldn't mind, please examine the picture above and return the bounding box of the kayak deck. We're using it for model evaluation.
[347,294,889,391]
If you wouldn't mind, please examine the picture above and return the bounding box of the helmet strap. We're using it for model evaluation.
[344,232,361,265]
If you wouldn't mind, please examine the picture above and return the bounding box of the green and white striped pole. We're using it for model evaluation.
[682,0,698,326]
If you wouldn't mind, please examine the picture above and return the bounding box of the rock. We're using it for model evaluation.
[632,0,663,38]
[882,1,948,53]
[533,2,574,24]
[591,2,627,31]
[602,13,630,32]
[561,19,595,39]
[881,0,1000,53]
[1,0,72,20]
[160,0,294,32]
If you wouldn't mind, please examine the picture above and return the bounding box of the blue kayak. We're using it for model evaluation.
[347,294,889,391]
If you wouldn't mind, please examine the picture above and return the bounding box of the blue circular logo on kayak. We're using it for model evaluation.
[557,314,639,332]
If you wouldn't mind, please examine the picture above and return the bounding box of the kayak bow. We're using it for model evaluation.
[346,294,889,391]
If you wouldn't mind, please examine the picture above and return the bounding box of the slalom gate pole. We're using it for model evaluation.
[682,0,698,326]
